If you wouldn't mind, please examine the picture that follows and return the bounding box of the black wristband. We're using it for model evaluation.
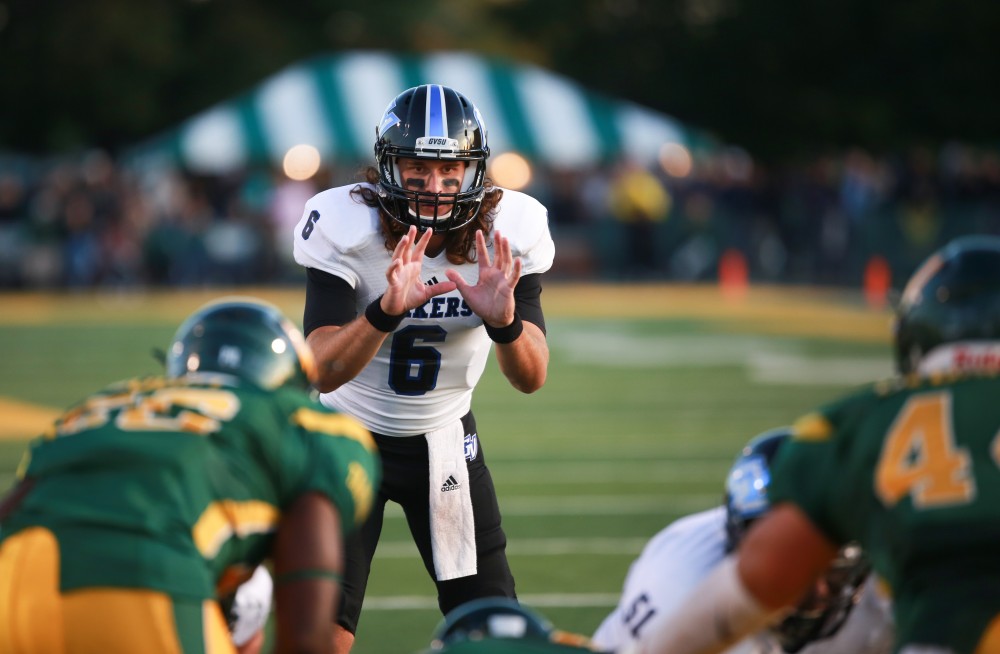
[484,313,524,344]
[365,295,405,333]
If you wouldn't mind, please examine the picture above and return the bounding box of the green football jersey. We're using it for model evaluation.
[0,372,380,601]
[770,371,1000,651]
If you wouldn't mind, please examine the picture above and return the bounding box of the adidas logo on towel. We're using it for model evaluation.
[441,475,461,492]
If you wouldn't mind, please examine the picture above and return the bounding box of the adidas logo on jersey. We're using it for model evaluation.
[441,475,461,492]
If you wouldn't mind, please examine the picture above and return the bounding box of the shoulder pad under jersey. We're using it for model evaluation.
[492,189,555,275]
[292,184,382,286]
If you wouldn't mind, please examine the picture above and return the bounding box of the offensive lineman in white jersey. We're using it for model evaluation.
[293,84,554,653]
[593,428,894,654]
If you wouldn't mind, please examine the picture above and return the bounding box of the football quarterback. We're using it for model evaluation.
[292,83,554,652]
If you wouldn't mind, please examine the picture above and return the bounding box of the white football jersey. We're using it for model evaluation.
[293,183,554,436]
[592,507,894,654]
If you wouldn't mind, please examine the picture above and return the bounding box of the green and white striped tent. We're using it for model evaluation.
[128,50,710,174]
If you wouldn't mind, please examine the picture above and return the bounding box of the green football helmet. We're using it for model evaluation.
[165,297,317,391]
[430,598,553,648]
[893,235,1000,374]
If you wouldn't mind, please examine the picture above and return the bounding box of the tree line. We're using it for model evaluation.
[3,0,998,163]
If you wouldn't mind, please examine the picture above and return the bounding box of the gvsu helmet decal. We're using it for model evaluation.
[378,106,402,137]
[724,453,771,521]
[723,427,789,553]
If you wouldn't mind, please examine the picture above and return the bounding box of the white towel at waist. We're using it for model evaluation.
[426,420,477,581]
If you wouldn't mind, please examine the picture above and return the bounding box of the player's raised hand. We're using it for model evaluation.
[446,229,522,327]
[381,225,457,315]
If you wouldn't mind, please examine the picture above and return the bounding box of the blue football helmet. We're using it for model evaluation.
[724,428,871,653]
[723,427,789,552]
[374,84,490,233]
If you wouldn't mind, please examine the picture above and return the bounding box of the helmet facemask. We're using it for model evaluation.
[771,543,870,652]
[377,153,486,233]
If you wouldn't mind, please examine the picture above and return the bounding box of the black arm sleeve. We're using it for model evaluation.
[303,268,358,337]
[514,273,547,335]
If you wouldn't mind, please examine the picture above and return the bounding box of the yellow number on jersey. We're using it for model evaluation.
[875,392,974,508]
[117,388,241,435]
[54,386,241,437]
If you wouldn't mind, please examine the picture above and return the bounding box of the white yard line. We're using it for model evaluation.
[364,593,621,610]
[492,460,724,483]
[381,494,716,517]
[488,445,734,459]
[555,328,891,384]
[376,537,649,558]
[501,494,717,515]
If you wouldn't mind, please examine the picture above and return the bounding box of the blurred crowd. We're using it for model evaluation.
[1,142,999,291]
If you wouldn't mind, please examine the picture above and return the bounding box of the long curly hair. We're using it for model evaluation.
[349,166,503,265]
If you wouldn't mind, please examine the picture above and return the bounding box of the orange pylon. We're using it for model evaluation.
[864,255,891,309]
[719,249,749,300]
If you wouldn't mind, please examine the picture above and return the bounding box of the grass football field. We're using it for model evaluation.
[0,284,893,653]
